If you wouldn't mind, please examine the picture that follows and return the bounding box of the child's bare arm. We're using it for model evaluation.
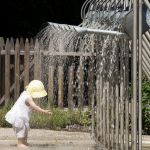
[25,97,52,115]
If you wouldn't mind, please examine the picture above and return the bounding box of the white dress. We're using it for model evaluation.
[5,91,32,130]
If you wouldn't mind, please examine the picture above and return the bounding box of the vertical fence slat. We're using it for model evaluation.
[58,40,64,108]
[58,66,63,108]
[68,65,74,109]
[120,39,125,150]
[99,36,103,142]
[78,38,84,110]
[10,38,14,50]
[48,66,54,107]
[30,38,34,51]
[1,38,5,100]
[88,60,93,107]
[14,39,20,101]
[34,39,40,80]
[5,38,10,105]
[125,40,129,150]
[0,35,1,96]
[132,0,138,149]
[115,39,119,150]
[48,40,54,107]
[107,40,110,149]
[20,38,24,51]
[39,40,44,81]
[96,78,100,139]
[91,55,95,138]
[24,39,30,88]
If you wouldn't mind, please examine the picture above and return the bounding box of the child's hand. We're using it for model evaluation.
[44,110,53,115]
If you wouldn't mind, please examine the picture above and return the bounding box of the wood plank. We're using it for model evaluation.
[120,39,125,150]
[58,66,63,108]
[58,40,64,108]
[5,38,10,105]
[20,38,24,51]
[14,39,20,101]
[0,37,2,99]
[30,38,34,51]
[68,66,74,109]
[1,50,34,55]
[34,39,40,80]
[44,51,93,56]
[0,58,34,105]
[48,66,54,107]
[125,40,129,150]
[24,39,30,88]
[10,38,14,50]
[1,38,5,101]
[115,40,119,150]
[78,38,84,110]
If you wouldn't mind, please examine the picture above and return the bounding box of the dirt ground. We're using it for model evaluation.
[0,128,150,150]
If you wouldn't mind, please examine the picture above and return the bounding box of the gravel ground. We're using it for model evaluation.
[0,128,98,150]
[0,128,150,150]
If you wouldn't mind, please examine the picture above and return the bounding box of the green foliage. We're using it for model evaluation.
[142,74,150,131]
[0,100,13,127]
[30,108,92,130]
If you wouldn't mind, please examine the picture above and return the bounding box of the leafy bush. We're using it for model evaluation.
[142,74,150,131]
[0,100,13,127]
[30,108,92,130]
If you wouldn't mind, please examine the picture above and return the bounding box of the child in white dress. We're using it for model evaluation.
[5,80,52,148]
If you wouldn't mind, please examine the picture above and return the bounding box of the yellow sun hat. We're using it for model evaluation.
[25,80,47,98]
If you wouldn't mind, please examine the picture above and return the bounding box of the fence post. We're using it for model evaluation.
[68,40,74,109]
[14,39,20,101]
[0,38,2,99]
[78,38,84,110]
[120,39,125,150]
[24,39,30,88]
[58,39,64,109]
[48,66,54,107]
[48,40,54,107]
[132,0,138,149]
[1,38,5,101]
[125,39,129,150]
[34,39,40,80]
[115,39,119,150]
[5,38,10,105]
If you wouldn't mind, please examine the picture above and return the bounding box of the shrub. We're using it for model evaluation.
[0,100,13,128]
[0,100,92,130]
[30,108,92,130]
[142,74,150,131]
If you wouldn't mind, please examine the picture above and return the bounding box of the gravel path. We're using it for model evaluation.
[0,128,150,150]
[0,128,98,150]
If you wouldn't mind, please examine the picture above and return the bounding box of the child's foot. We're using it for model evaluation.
[24,142,30,146]
[17,144,29,148]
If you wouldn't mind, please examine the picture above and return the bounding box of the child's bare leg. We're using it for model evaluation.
[17,138,29,148]
[24,133,29,146]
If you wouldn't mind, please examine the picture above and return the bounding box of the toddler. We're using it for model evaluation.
[5,80,52,148]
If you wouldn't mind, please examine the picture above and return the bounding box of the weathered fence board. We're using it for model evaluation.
[68,65,74,109]
[0,38,2,99]
[24,39,30,88]
[58,40,64,108]
[34,39,40,80]
[48,66,54,107]
[14,39,20,101]
[120,39,125,150]
[5,39,10,105]
[125,40,129,150]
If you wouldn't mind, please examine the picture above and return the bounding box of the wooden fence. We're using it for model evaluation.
[0,37,94,109]
[0,37,42,105]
